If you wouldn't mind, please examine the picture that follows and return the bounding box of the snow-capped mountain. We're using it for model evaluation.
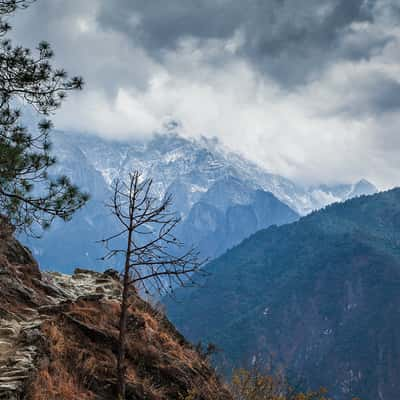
[22,130,376,273]
[51,130,376,215]
[309,179,377,209]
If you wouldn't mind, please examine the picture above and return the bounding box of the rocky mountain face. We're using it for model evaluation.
[166,189,400,400]
[23,130,375,273]
[175,177,299,259]
[0,218,231,400]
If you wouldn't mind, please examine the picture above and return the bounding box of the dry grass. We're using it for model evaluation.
[28,296,232,400]
[0,222,231,399]
[30,366,95,400]
[29,320,113,400]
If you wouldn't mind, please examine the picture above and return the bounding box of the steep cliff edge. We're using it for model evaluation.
[0,219,231,400]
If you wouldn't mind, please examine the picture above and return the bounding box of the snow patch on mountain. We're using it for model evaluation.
[51,130,377,216]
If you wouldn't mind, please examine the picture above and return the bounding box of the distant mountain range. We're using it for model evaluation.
[165,188,400,400]
[23,130,376,272]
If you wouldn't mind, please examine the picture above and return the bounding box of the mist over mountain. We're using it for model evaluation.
[23,130,376,273]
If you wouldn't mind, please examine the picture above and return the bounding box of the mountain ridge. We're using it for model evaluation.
[23,130,376,273]
[165,188,400,400]
[51,130,377,216]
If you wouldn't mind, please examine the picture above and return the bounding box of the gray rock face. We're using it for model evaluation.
[177,184,299,259]
[0,265,122,400]
[0,315,42,399]
[0,217,123,399]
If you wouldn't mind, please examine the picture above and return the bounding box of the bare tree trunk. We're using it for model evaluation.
[117,228,133,399]
[102,172,202,399]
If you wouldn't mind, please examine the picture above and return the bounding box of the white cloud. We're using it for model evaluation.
[9,0,400,189]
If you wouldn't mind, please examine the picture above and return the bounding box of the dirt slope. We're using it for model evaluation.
[0,219,231,400]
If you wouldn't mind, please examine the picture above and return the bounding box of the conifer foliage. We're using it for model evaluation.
[0,0,88,233]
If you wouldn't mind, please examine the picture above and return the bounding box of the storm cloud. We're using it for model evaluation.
[7,0,400,188]
[96,0,384,85]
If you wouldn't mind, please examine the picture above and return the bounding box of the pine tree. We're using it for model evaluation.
[0,0,88,234]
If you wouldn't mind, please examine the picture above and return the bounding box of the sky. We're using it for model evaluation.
[9,0,400,188]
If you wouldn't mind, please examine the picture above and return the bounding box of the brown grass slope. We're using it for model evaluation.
[0,219,231,400]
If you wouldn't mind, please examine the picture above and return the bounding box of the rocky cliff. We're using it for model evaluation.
[0,218,231,400]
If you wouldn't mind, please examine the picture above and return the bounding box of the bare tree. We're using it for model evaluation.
[101,171,203,399]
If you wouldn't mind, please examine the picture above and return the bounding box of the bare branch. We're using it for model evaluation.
[101,170,205,398]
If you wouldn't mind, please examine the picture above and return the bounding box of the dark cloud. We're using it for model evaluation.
[97,1,242,49]
[370,78,400,113]
[96,0,381,85]
[336,75,400,116]
[10,0,396,90]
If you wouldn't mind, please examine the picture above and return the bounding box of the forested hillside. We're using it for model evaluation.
[166,188,400,400]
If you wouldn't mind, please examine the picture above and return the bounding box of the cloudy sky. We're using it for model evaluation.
[9,0,400,188]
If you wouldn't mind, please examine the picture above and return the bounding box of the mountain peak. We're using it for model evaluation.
[354,178,377,192]
[25,131,377,272]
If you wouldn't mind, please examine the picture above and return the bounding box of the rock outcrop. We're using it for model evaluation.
[0,219,231,399]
